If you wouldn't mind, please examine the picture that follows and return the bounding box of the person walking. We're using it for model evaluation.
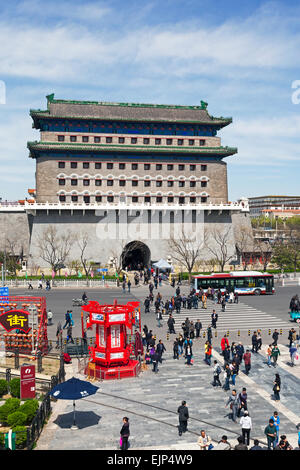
[288,328,297,347]
[225,389,239,423]
[234,436,248,450]
[152,350,159,373]
[211,310,218,329]
[251,331,258,353]
[256,329,262,352]
[230,361,239,386]
[177,401,189,436]
[204,341,212,366]
[237,387,248,417]
[178,334,184,356]
[197,430,212,450]
[156,309,162,328]
[207,325,212,344]
[212,360,222,387]
[223,363,231,391]
[185,338,193,366]
[239,411,252,446]
[167,314,176,334]
[273,373,281,401]
[63,310,72,329]
[195,319,202,338]
[289,342,298,366]
[120,417,130,450]
[250,439,263,450]
[144,297,150,313]
[127,279,131,293]
[55,321,63,349]
[272,329,279,346]
[221,334,229,353]
[243,349,252,375]
[264,419,277,450]
[270,411,280,445]
[223,346,231,368]
[156,339,166,364]
[271,344,280,367]
[266,344,272,367]
[66,324,74,344]
[173,338,179,360]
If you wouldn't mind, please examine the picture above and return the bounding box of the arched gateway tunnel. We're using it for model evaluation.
[121,241,151,270]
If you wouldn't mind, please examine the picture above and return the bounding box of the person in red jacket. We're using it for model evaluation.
[243,349,252,375]
[221,334,229,352]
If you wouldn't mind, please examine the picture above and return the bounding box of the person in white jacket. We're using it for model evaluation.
[239,411,252,446]
[197,430,212,450]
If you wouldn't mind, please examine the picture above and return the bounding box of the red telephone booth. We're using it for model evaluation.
[82,299,141,380]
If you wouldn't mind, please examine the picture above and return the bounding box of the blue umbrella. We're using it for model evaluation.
[50,377,99,429]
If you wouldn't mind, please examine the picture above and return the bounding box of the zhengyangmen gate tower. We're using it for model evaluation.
[0,94,251,271]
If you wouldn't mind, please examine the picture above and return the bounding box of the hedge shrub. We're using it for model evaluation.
[0,398,20,424]
[0,379,8,397]
[9,378,20,398]
[7,411,27,428]
[12,426,27,448]
[19,400,39,424]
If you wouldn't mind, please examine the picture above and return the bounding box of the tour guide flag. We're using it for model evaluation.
[78,271,82,278]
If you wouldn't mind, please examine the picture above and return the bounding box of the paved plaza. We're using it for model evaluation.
[29,283,300,451]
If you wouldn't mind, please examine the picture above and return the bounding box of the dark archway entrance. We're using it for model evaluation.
[122,241,151,270]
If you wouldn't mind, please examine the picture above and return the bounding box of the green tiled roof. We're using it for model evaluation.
[27,140,237,157]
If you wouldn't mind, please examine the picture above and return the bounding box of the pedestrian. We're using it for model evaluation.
[289,342,298,366]
[234,291,239,304]
[122,280,126,293]
[272,329,279,346]
[234,435,248,450]
[214,435,231,450]
[66,324,74,344]
[63,310,71,329]
[264,419,277,450]
[211,310,218,329]
[239,411,252,446]
[38,279,43,289]
[127,279,131,293]
[256,329,262,351]
[230,361,239,386]
[173,338,179,360]
[223,346,231,368]
[195,319,202,338]
[152,350,159,373]
[55,322,62,349]
[212,360,222,387]
[250,439,263,450]
[197,430,212,450]
[47,309,53,326]
[167,314,176,334]
[270,411,280,445]
[46,279,51,290]
[271,344,280,367]
[156,339,166,363]
[156,309,162,328]
[225,389,239,423]
[243,349,251,375]
[266,344,272,367]
[221,297,226,312]
[237,388,248,417]
[120,417,130,450]
[207,325,212,344]
[236,342,245,363]
[144,297,150,313]
[204,341,212,366]
[251,331,258,353]
[288,328,297,347]
[184,337,193,365]
[178,334,184,356]
[223,363,231,391]
[221,334,229,353]
[28,282,33,290]
[273,373,281,401]
[177,401,189,436]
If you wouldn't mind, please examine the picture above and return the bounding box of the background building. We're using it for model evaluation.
[248,195,300,218]
[0,95,251,273]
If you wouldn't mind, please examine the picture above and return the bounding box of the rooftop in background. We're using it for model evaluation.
[30,93,232,127]
[248,195,300,217]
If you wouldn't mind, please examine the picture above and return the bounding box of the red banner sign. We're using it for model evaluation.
[20,365,36,399]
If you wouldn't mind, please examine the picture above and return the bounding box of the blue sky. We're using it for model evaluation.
[0,0,299,201]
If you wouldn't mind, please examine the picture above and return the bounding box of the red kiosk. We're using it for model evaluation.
[82,299,141,380]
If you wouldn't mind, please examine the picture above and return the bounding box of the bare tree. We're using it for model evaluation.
[205,226,234,272]
[77,232,94,277]
[169,229,203,281]
[36,226,74,274]
[253,239,273,272]
[235,226,256,270]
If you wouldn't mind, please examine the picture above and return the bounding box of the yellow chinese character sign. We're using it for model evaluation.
[0,310,30,333]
